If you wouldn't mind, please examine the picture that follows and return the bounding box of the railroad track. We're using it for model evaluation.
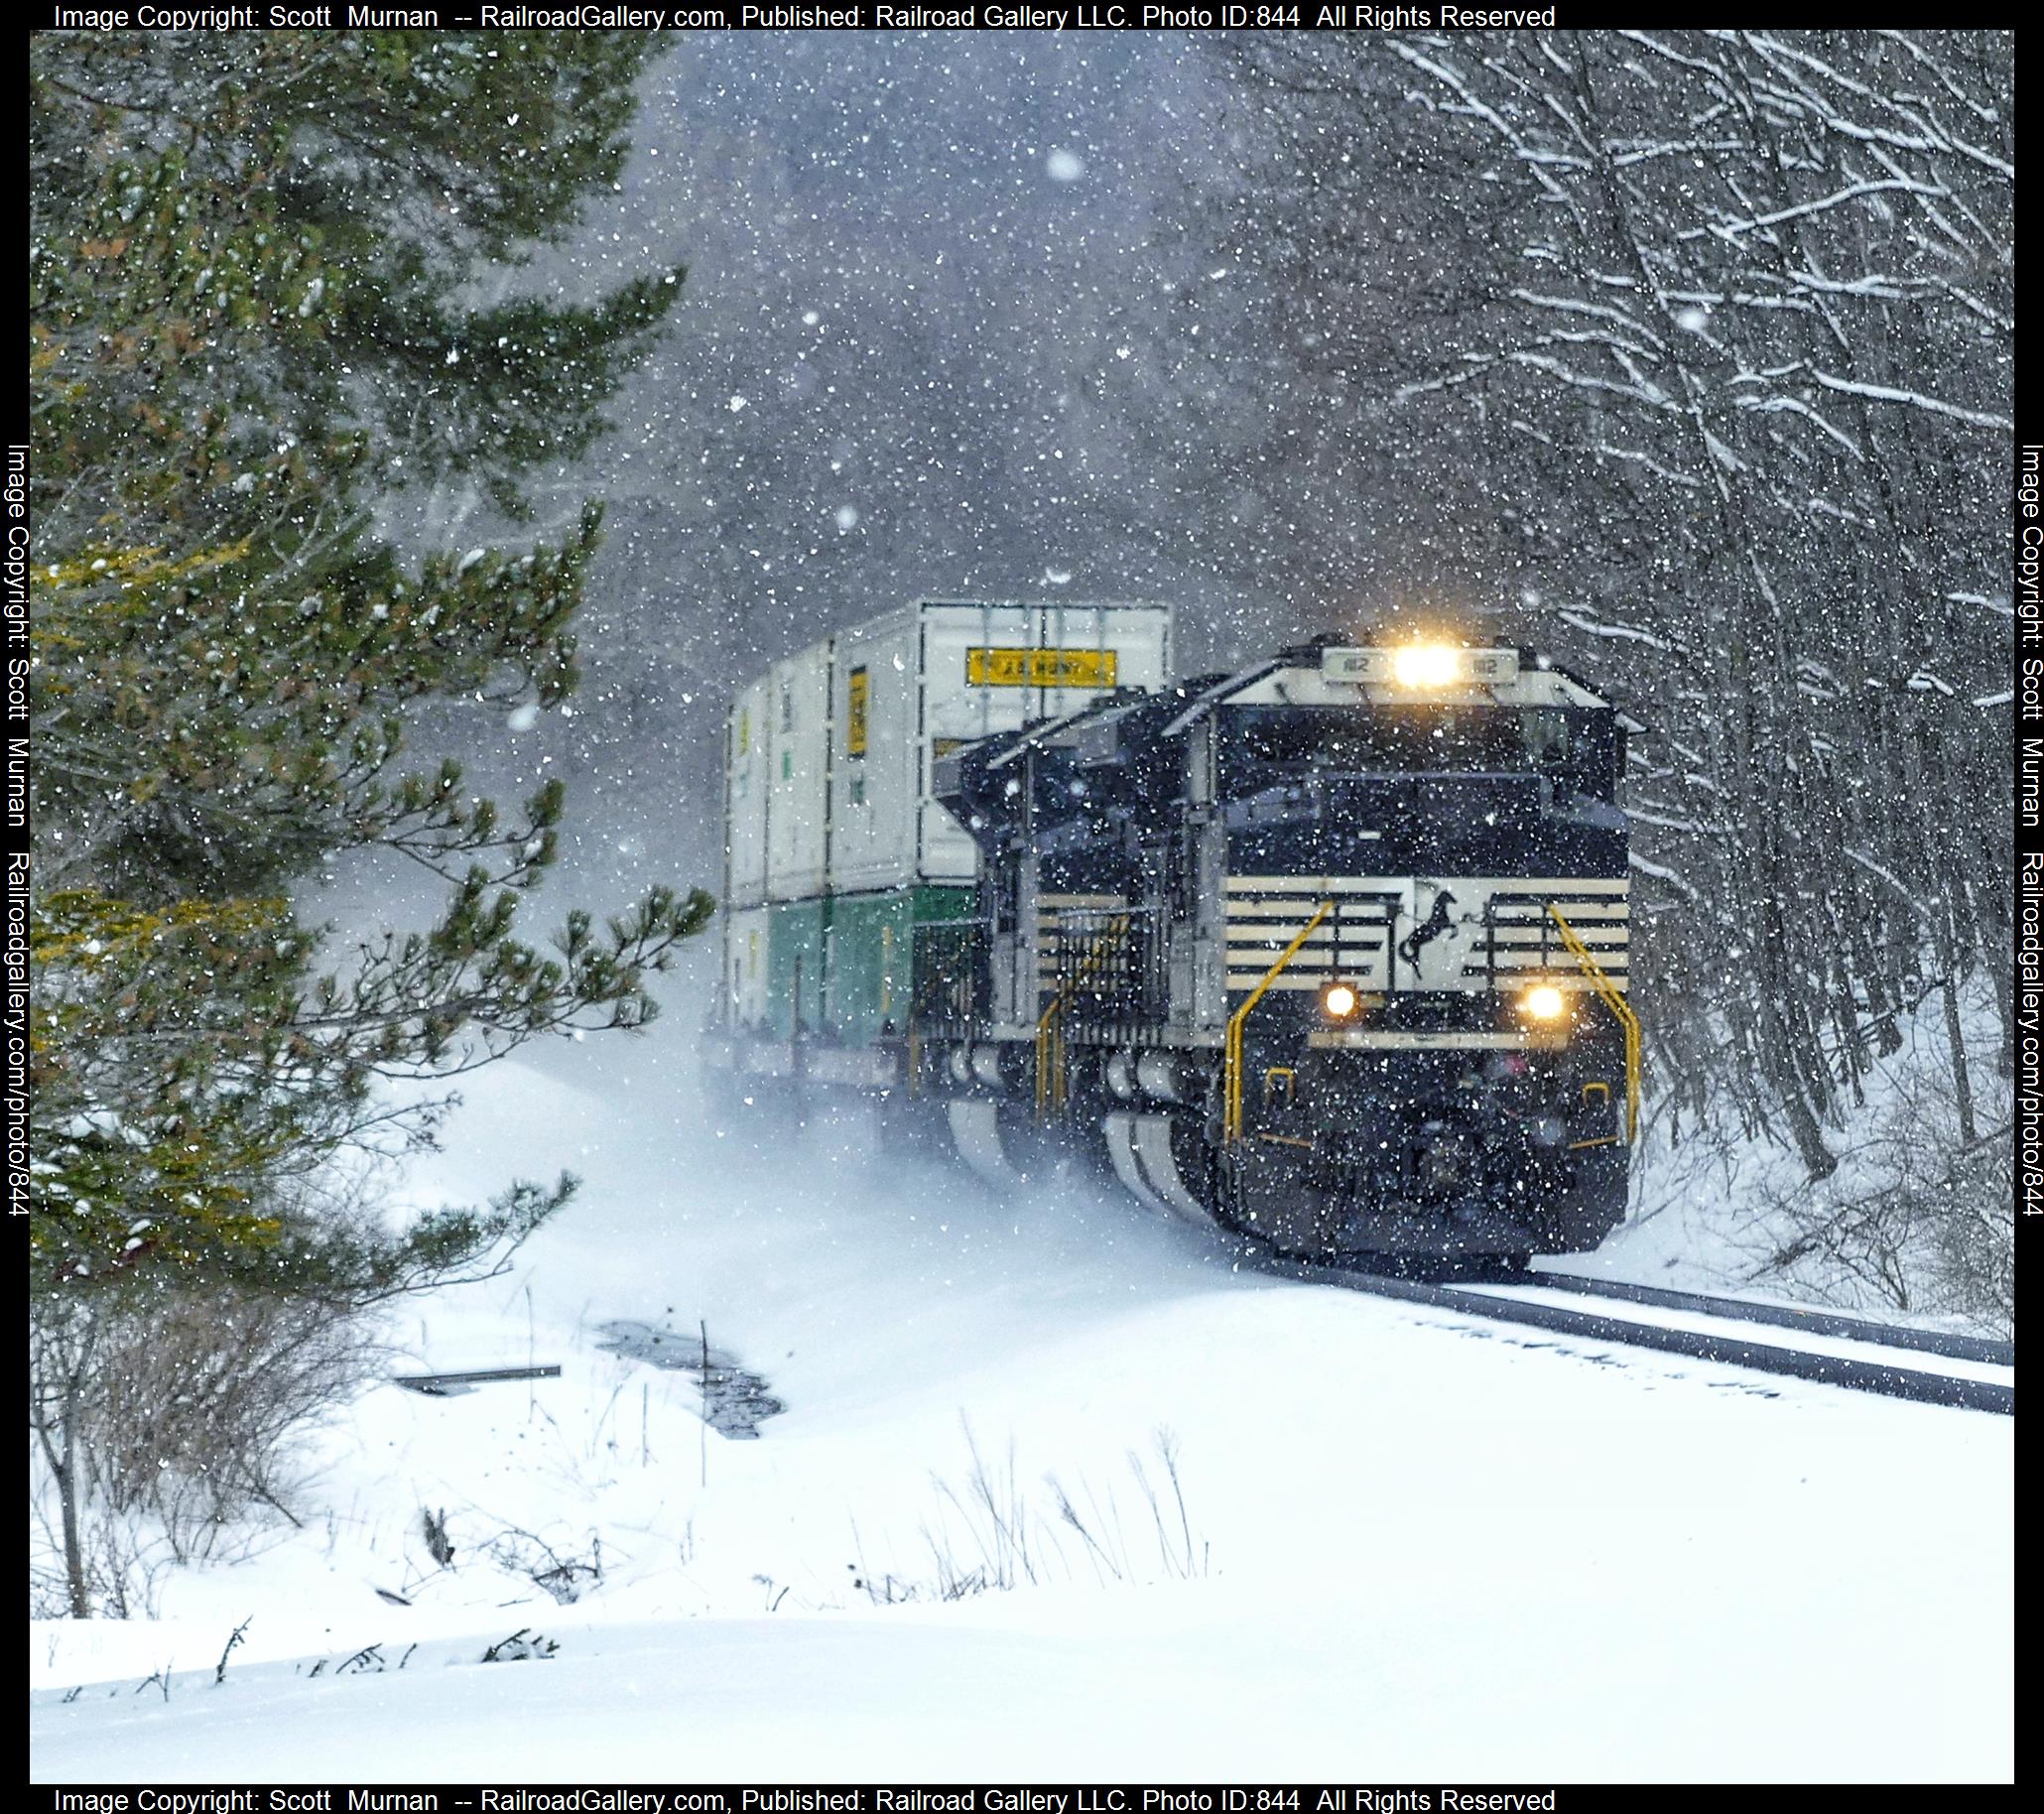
[1523,1270,2014,1367]
[1253,1254,2015,1416]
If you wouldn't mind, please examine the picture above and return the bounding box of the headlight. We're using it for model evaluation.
[1519,983,1567,1021]
[1390,643,1461,688]
[1321,980,1361,1020]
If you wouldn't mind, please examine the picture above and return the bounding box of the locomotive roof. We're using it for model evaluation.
[980,640,1613,764]
[1159,640,1615,732]
[981,681,1194,769]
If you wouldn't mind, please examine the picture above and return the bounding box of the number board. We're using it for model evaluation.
[1320,646,1521,684]
[965,646,1119,689]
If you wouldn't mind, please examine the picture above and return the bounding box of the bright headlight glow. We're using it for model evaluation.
[1321,981,1360,1020]
[1521,983,1567,1021]
[1390,643,1461,688]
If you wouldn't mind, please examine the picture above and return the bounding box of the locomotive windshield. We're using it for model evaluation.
[1219,704,1582,789]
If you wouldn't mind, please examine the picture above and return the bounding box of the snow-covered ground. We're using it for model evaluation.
[30,1023,2013,1781]
[1561,993,2010,1337]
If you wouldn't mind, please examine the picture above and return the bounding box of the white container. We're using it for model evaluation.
[764,644,832,901]
[723,671,773,910]
[840,600,1176,890]
[827,610,921,894]
[722,599,1176,903]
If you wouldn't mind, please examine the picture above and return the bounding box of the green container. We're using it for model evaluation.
[765,897,830,1041]
[825,885,974,1047]
[755,886,975,1046]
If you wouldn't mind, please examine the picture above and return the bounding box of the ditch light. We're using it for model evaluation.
[1320,980,1361,1020]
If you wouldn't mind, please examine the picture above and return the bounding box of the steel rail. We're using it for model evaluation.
[1522,1271,2014,1367]
[1250,1255,2013,1416]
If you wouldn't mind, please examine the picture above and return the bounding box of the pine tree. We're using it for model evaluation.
[29,33,709,1615]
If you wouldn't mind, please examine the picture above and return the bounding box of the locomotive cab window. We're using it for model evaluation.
[1543,710,1620,800]
[1520,708,1571,767]
[1222,705,1546,788]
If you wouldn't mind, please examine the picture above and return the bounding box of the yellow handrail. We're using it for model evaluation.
[1223,900,1334,1144]
[1035,913,1129,1124]
[1546,905,1641,1142]
[1035,1004,1062,1124]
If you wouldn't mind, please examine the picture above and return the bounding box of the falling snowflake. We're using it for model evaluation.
[834,504,859,531]
[1046,149,1086,184]
[728,395,749,413]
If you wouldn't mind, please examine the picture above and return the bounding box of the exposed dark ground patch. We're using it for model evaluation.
[593,1321,786,1438]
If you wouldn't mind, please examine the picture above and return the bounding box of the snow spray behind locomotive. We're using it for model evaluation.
[703,600,1638,1265]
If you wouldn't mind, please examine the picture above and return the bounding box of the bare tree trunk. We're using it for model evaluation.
[33,1310,99,1620]
[59,1380,89,1620]
[34,1367,92,1620]
[1941,973,1979,1148]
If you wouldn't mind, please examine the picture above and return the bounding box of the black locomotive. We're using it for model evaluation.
[913,636,1637,1263]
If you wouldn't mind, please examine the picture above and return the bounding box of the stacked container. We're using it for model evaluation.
[721,599,1175,1045]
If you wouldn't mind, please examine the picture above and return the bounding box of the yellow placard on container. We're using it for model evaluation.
[846,666,869,757]
[965,646,1119,689]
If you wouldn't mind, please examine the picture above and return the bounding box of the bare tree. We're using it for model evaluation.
[1184,31,2011,1310]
